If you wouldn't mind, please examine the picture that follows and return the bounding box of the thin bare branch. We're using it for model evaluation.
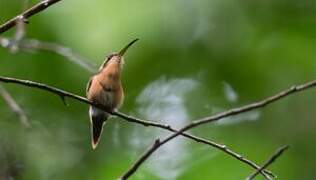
[114,110,274,178]
[0,0,62,33]
[246,145,289,180]
[0,37,96,72]
[121,79,316,179]
[0,85,30,128]
[0,76,274,176]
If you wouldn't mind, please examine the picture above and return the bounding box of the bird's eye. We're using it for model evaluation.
[107,54,114,60]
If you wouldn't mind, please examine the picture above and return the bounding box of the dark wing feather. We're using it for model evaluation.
[86,76,93,96]
[91,112,107,149]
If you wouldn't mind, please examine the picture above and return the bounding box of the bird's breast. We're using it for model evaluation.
[87,72,124,109]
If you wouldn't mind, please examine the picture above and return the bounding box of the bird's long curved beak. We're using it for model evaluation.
[118,38,139,56]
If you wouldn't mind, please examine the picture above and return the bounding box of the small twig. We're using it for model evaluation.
[8,16,26,53]
[0,85,30,128]
[60,95,68,106]
[0,37,96,73]
[8,0,29,53]
[14,17,26,40]
[0,76,273,177]
[0,0,62,33]
[121,80,316,179]
[246,145,289,180]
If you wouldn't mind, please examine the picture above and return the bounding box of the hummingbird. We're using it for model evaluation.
[86,39,138,149]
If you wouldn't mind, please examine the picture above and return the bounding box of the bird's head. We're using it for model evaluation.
[99,38,138,70]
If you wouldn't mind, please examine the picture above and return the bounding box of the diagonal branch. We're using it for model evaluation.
[120,79,316,179]
[0,0,62,33]
[246,145,289,180]
[0,76,274,177]
[0,37,96,72]
[0,84,30,128]
[114,111,274,178]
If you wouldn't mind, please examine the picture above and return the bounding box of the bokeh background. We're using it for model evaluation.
[1,0,316,179]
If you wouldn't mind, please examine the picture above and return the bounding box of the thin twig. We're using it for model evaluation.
[0,76,273,177]
[0,37,96,72]
[8,17,26,53]
[8,0,29,53]
[0,85,30,128]
[0,0,62,33]
[246,145,289,180]
[121,80,316,179]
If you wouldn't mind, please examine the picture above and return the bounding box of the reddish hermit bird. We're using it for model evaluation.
[86,39,138,149]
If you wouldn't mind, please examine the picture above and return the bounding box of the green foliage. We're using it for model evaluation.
[1,0,316,179]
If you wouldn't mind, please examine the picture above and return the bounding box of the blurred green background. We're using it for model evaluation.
[1,0,316,179]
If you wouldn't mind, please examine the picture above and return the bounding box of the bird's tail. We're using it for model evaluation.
[89,106,109,150]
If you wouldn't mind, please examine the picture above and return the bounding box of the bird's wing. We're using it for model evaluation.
[86,76,94,96]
